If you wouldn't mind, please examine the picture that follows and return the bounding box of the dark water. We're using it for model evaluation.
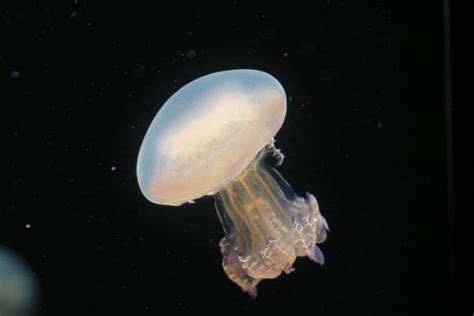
[3,1,451,315]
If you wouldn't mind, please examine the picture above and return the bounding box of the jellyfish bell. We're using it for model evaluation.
[137,69,286,206]
[136,69,328,297]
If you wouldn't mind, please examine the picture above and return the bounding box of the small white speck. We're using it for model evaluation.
[283,52,288,58]
[26,224,31,229]
[111,166,116,171]
[288,96,293,102]
[377,122,382,129]
[87,22,92,26]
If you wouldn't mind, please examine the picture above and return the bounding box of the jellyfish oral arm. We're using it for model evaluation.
[214,144,328,297]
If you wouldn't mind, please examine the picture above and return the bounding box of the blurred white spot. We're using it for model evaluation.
[111,166,116,171]
[25,224,31,229]
[186,49,196,59]
[0,246,40,316]
[10,71,20,79]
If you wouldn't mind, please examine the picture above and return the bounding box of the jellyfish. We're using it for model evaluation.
[0,246,40,316]
[136,69,329,297]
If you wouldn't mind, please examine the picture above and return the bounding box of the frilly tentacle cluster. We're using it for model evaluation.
[215,143,328,297]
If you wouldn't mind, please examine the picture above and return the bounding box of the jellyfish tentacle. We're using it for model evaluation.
[215,147,329,296]
[307,245,325,265]
[219,233,259,298]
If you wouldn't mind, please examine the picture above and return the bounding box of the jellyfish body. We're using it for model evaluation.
[137,69,328,296]
[0,246,40,316]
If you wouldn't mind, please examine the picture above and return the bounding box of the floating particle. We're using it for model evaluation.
[186,49,196,59]
[9,177,25,191]
[297,40,317,56]
[132,65,146,78]
[69,11,78,19]
[10,70,20,79]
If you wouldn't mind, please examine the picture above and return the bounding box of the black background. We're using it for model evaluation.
[2,1,449,315]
